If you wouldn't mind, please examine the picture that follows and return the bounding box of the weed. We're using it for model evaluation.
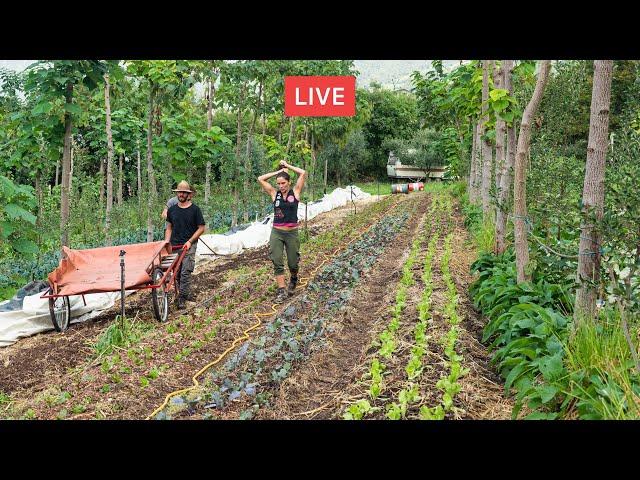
[23,409,36,420]
[94,314,152,357]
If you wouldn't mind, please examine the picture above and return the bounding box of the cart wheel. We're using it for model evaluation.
[49,296,71,332]
[151,268,169,323]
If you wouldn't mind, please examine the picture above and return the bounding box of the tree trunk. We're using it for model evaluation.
[480,60,494,217]
[514,60,551,283]
[60,82,73,250]
[285,117,296,157]
[55,158,60,188]
[303,123,310,171]
[494,62,506,196]
[574,60,614,324]
[310,129,317,200]
[243,81,263,223]
[277,114,284,143]
[136,141,142,206]
[69,139,74,193]
[146,83,158,242]
[496,60,516,254]
[104,74,115,246]
[323,144,329,194]
[469,121,478,202]
[232,83,245,228]
[471,118,482,203]
[118,153,124,206]
[205,77,214,206]
[99,157,105,208]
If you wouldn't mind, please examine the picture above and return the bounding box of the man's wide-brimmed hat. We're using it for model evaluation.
[173,180,194,193]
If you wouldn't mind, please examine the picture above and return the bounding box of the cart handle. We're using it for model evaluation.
[153,245,189,292]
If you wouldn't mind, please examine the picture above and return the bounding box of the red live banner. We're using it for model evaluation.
[285,76,356,117]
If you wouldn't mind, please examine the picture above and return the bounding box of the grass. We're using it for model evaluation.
[473,219,496,254]
[563,312,640,419]
[94,314,154,357]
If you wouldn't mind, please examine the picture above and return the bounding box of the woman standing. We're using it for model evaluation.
[258,160,307,303]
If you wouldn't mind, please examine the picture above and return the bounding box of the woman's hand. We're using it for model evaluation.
[279,160,290,169]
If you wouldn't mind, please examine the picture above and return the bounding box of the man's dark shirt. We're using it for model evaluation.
[167,203,205,246]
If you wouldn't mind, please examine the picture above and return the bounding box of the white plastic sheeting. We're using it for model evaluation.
[0,186,373,347]
[194,186,370,259]
[0,291,132,347]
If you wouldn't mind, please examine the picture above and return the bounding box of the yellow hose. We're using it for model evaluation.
[146,198,399,420]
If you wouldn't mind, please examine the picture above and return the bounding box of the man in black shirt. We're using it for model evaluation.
[165,180,206,309]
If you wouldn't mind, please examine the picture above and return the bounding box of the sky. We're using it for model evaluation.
[0,60,35,71]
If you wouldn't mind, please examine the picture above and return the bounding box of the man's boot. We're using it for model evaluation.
[177,296,186,310]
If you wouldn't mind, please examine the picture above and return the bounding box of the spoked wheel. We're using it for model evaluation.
[49,295,71,332]
[151,268,169,322]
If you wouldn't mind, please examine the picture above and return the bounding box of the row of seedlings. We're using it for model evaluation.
[386,229,440,419]
[419,230,469,420]
[159,203,414,419]
[343,195,437,420]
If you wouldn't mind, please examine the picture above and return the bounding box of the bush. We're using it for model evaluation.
[472,250,640,419]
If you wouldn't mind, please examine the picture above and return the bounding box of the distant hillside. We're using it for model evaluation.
[0,60,34,72]
[354,60,463,90]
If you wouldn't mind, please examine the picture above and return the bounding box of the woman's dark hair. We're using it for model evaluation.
[276,171,290,182]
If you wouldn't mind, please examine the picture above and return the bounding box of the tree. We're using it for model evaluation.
[412,61,482,196]
[574,60,614,323]
[495,60,515,253]
[494,63,506,199]
[513,60,551,283]
[104,73,115,245]
[126,60,195,241]
[480,60,494,217]
[24,60,108,250]
[360,85,418,178]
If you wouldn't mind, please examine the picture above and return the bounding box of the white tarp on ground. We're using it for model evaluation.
[0,186,372,347]
[194,186,370,259]
[0,291,132,348]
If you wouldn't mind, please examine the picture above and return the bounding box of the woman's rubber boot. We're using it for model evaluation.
[287,276,298,296]
[275,287,288,304]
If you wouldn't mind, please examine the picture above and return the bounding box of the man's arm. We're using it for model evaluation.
[164,222,172,244]
[163,196,179,220]
[183,224,205,251]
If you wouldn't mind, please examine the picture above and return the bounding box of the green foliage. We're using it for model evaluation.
[0,176,38,258]
[94,315,153,357]
[472,251,640,419]
[343,399,378,420]
[383,128,449,171]
[359,86,419,178]
[317,130,370,185]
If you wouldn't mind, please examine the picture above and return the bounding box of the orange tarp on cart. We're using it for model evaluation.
[47,241,171,296]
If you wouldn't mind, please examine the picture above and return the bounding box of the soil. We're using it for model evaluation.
[250,192,513,419]
[0,191,514,420]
